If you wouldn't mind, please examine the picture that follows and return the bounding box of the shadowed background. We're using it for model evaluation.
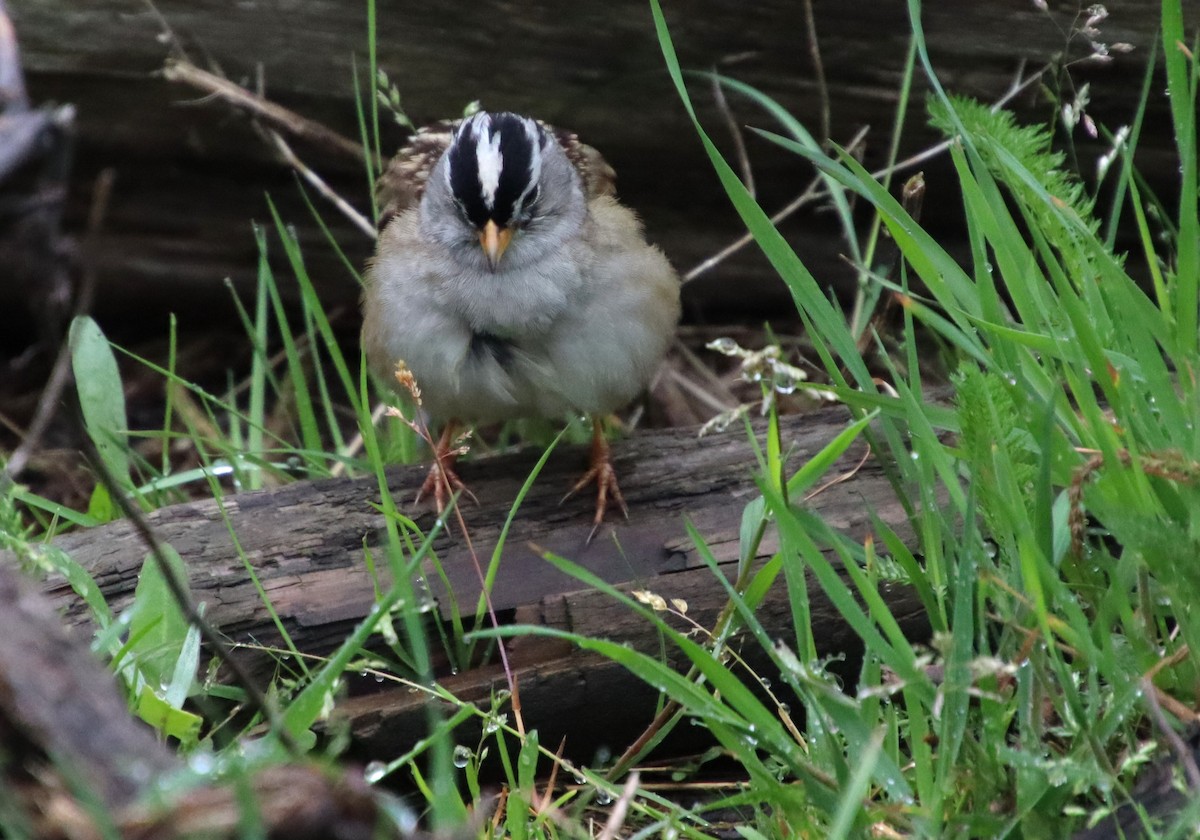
[3,0,1188,356]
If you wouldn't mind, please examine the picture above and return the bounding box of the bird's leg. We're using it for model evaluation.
[564,415,629,538]
[416,420,477,513]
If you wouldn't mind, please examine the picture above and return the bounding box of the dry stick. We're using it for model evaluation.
[1,169,111,487]
[800,0,831,146]
[441,466,527,737]
[161,58,368,164]
[853,170,925,357]
[74,403,304,757]
[141,0,192,65]
[1141,676,1200,791]
[711,72,755,198]
[683,62,1046,286]
[671,339,741,406]
[266,128,376,239]
[176,66,385,461]
[390,398,527,737]
[330,401,389,478]
[596,771,640,840]
[682,124,870,284]
[0,340,74,487]
[665,366,737,415]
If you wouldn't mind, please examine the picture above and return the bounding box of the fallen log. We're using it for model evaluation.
[37,404,933,760]
[0,561,411,839]
[7,0,1191,344]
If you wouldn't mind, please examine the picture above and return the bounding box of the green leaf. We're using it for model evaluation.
[786,410,877,497]
[69,316,131,488]
[165,621,202,709]
[135,682,203,743]
[10,487,100,529]
[128,544,192,691]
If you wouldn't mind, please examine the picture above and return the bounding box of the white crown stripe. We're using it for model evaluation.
[475,116,503,211]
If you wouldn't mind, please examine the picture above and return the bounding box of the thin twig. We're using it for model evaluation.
[800,0,831,146]
[684,62,1046,285]
[665,366,736,415]
[161,58,367,164]
[266,129,376,239]
[386,390,526,736]
[74,402,304,757]
[1141,676,1200,791]
[682,124,870,284]
[596,771,640,840]
[1,168,110,488]
[711,72,754,197]
[672,337,742,404]
[141,0,191,64]
[441,466,526,736]
[804,442,871,501]
[330,400,388,477]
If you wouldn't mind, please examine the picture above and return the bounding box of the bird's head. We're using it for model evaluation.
[423,111,585,273]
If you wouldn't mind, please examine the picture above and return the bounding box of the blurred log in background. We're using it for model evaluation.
[2,0,1190,353]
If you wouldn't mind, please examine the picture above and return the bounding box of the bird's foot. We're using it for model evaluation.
[415,422,478,515]
[415,458,478,515]
[562,420,628,542]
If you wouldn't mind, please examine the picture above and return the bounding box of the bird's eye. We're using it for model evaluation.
[516,212,544,232]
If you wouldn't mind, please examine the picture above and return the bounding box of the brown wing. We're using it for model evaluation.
[374,119,457,232]
[547,124,617,199]
[374,116,617,232]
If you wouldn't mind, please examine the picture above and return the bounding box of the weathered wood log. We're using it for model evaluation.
[38,405,933,760]
[0,561,407,839]
[4,0,1192,347]
[0,560,176,812]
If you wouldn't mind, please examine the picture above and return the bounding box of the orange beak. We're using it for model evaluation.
[479,220,512,270]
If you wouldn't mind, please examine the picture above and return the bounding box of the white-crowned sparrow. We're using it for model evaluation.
[362,110,680,530]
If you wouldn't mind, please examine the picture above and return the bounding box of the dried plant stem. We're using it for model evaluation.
[800,0,831,146]
[74,403,303,757]
[684,62,1045,285]
[162,58,367,164]
[711,73,755,197]
[267,129,376,239]
[682,125,869,284]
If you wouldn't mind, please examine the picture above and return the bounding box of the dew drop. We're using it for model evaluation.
[707,337,739,356]
[364,761,388,783]
[452,745,472,768]
[188,753,215,774]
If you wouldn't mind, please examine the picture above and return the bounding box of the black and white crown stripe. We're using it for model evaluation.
[445,112,548,229]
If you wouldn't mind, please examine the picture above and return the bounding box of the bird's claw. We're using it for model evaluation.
[415,459,478,515]
[562,422,628,543]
